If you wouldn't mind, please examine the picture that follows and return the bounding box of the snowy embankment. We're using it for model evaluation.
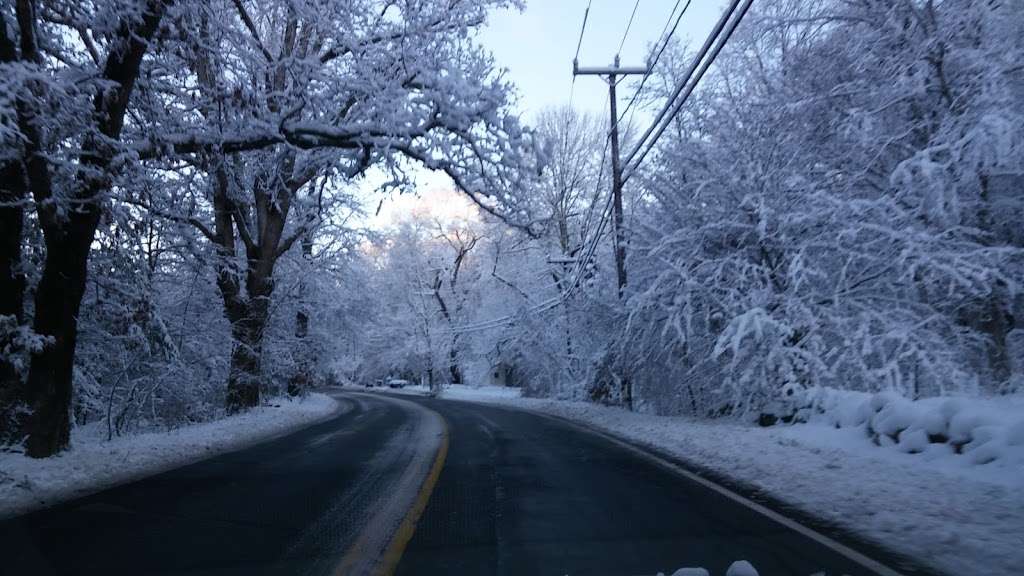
[443,385,1024,576]
[0,393,339,519]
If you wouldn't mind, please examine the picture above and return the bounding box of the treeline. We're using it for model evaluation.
[0,0,535,457]
[2,0,1021,459]
[355,0,1023,417]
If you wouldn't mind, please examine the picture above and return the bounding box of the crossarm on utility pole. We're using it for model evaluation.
[574,65,649,76]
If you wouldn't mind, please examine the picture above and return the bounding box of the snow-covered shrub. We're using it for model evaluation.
[776,386,1024,466]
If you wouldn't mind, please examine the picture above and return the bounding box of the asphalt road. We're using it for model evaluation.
[0,390,926,576]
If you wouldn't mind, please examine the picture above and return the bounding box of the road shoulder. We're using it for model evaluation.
[0,392,343,520]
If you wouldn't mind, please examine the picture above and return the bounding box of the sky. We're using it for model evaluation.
[359,0,730,230]
[479,0,730,119]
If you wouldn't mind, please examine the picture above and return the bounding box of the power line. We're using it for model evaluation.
[563,0,754,304]
[578,96,611,244]
[447,0,755,334]
[617,0,692,129]
[623,0,742,168]
[443,160,616,335]
[615,0,693,153]
[573,0,593,64]
[569,0,594,108]
[576,0,655,297]
[617,0,642,55]
[447,189,614,335]
[622,0,752,183]
[581,0,692,293]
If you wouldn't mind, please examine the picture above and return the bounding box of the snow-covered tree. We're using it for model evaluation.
[623,0,1024,416]
[0,0,540,455]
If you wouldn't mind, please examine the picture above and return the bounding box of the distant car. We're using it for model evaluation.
[373,379,384,388]
[387,379,410,389]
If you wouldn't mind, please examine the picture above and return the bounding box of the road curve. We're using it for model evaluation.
[0,390,934,576]
[0,392,443,576]
[394,394,934,576]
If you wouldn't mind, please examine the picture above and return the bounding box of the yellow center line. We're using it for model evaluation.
[373,419,449,576]
[334,417,450,576]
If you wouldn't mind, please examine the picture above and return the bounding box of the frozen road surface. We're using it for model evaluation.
[0,390,933,576]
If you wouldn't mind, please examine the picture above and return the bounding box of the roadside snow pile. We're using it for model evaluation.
[358,383,523,401]
[442,384,522,401]
[0,393,339,519]
[448,388,1024,576]
[780,387,1024,467]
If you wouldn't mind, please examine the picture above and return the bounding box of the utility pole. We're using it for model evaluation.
[574,55,648,298]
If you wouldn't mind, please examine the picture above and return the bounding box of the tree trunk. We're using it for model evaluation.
[218,250,278,413]
[24,209,100,456]
[215,175,294,411]
[226,306,266,412]
[15,0,171,457]
[288,238,314,396]
[288,306,311,396]
[448,345,462,385]
[221,255,275,412]
[977,175,1013,385]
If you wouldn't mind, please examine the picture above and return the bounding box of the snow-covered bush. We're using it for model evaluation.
[769,386,1024,466]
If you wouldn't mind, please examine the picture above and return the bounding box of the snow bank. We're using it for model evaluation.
[350,383,433,397]
[447,387,1024,576]
[0,393,339,519]
[442,383,523,401]
[787,387,1024,468]
[354,383,522,401]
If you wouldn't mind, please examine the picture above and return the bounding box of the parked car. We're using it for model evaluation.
[387,379,410,389]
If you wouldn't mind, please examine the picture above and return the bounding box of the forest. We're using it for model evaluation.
[1,0,1021,459]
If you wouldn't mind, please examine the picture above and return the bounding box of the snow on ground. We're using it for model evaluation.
[355,383,522,401]
[442,384,522,401]
[445,385,1024,576]
[357,383,434,397]
[0,393,339,519]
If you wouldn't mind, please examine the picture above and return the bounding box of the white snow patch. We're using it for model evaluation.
[446,388,1024,576]
[0,393,340,519]
[353,383,523,401]
[441,383,523,401]
[349,383,433,397]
